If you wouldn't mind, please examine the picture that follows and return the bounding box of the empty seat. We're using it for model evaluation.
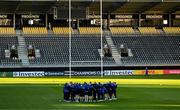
[112,35,179,65]
[24,35,115,65]
[23,27,47,34]
[110,27,135,34]
[53,27,73,34]
[163,27,180,34]
[0,27,15,34]
[138,27,160,34]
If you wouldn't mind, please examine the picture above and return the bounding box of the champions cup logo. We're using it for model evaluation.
[72,71,101,76]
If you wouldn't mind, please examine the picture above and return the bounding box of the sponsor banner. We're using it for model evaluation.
[175,15,180,19]
[21,15,40,19]
[44,72,64,76]
[163,70,180,75]
[146,15,163,19]
[13,71,45,77]
[65,71,102,76]
[87,15,101,19]
[134,70,164,75]
[104,70,134,76]
[9,69,180,77]
[0,15,7,18]
[115,15,133,19]
[65,70,134,76]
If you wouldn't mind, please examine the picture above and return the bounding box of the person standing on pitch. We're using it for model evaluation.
[145,67,148,76]
[63,83,70,102]
[88,82,93,102]
[92,82,97,102]
[112,82,117,99]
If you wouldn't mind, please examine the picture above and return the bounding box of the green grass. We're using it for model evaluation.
[0,84,180,110]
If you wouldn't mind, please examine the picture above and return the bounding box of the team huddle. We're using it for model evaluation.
[63,82,117,102]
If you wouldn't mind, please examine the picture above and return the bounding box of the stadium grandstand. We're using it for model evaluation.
[0,0,179,73]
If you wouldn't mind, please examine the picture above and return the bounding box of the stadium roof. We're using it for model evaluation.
[0,0,179,14]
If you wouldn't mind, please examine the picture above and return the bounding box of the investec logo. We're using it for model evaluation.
[13,71,45,77]
[104,70,133,75]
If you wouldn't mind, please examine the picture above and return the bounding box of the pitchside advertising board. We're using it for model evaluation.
[7,69,180,77]
[12,71,64,77]
[12,70,134,77]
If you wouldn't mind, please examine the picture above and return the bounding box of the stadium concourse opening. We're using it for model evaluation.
[0,0,179,77]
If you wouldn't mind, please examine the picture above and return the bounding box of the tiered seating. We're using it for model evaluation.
[163,27,180,34]
[0,27,15,34]
[25,36,69,65]
[79,27,101,34]
[110,27,135,34]
[138,27,160,34]
[114,2,149,13]
[0,36,21,66]
[53,27,72,34]
[72,35,115,65]
[112,35,179,65]
[23,27,47,34]
[25,35,115,66]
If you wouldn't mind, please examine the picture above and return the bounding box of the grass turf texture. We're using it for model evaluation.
[0,75,180,110]
[0,84,180,110]
[1,77,180,85]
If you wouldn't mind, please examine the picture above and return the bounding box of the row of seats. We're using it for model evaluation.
[0,27,180,35]
[53,27,73,34]
[25,35,115,65]
[79,27,101,34]
[163,27,180,34]
[0,36,22,66]
[0,35,179,66]
[112,36,179,65]
[23,27,47,34]
[110,27,135,34]
[0,27,15,34]
[138,27,160,34]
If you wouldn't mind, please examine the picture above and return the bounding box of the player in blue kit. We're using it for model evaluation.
[88,82,93,102]
[63,83,70,102]
[112,82,117,99]
[63,82,117,102]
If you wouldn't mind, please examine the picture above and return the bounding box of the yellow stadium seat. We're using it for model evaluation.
[0,27,15,34]
[110,27,135,34]
[52,27,73,34]
[163,27,180,34]
[138,27,160,34]
[23,27,47,34]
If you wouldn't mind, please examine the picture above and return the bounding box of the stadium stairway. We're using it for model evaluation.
[47,29,53,34]
[105,35,122,65]
[17,35,29,66]
[103,30,111,35]
[73,29,79,34]
[157,29,165,34]
[134,28,141,34]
